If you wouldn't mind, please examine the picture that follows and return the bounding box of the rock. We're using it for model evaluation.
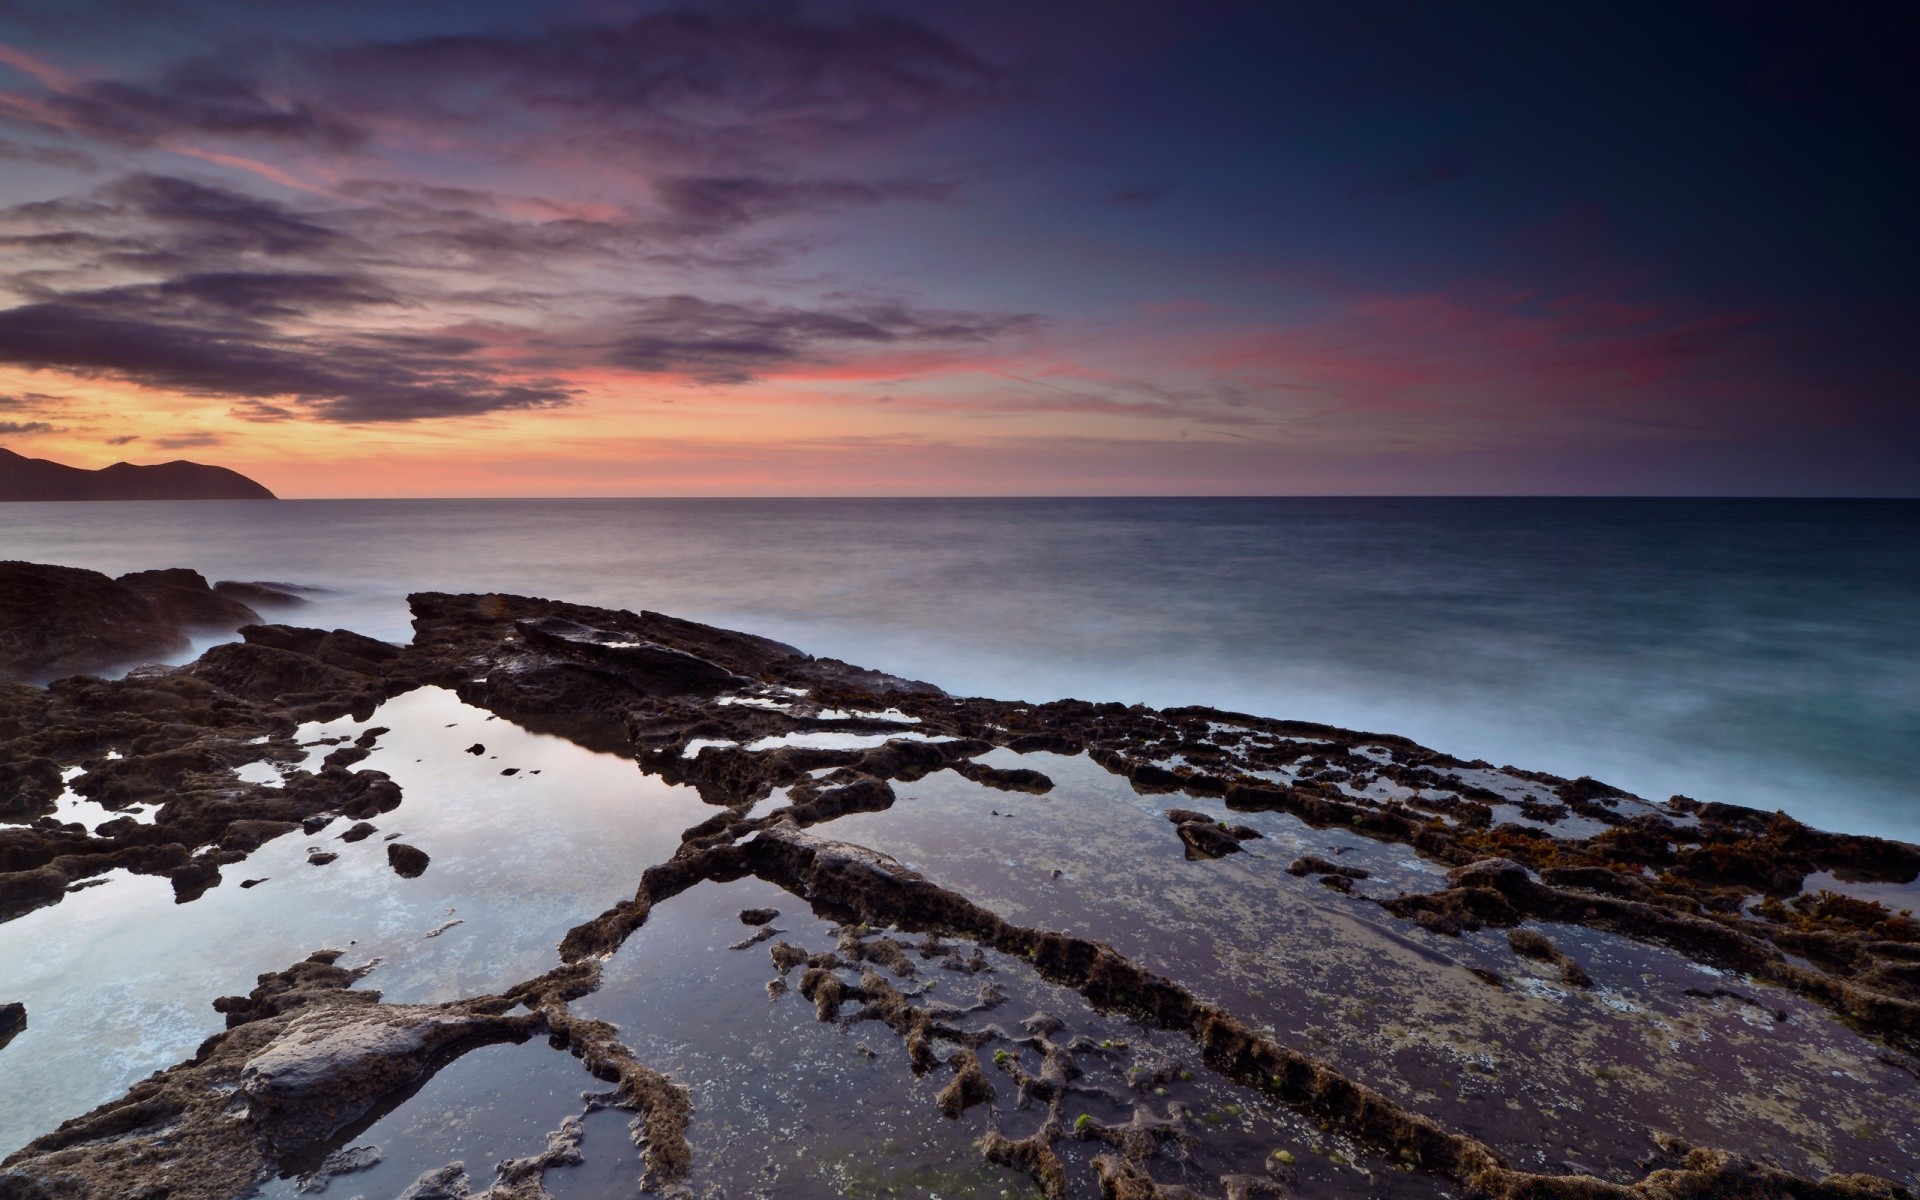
[214,580,310,610]
[1165,811,1243,860]
[322,745,371,770]
[117,568,261,632]
[338,821,378,843]
[220,820,300,853]
[466,743,485,755]
[0,1000,24,1049]
[170,858,223,901]
[296,1143,381,1193]
[387,843,430,878]
[513,615,747,697]
[393,1162,471,1200]
[740,907,780,926]
[1445,857,1531,891]
[0,756,62,819]
[307,849,338,866]
[237,1003,536,1153]
[0,561,191,680]
[1287,855,1369,880]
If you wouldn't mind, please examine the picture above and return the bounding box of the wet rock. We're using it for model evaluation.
[513,615,746,697]
[0,561,193,680]
[466,743,485,755]
[393,1161,472,1200]
[321,745,371,770]
[169,857,223,901]
[220,820,300,853]
[1446,857,1532,891]
[0,757,62,820]
[1,952,539,1199]
[307,849,338,866]
[0,1001,24,1049]
[295,1143,380,1193]
[739,907,779,925]
[338,821,378,843]
[1508,927,1594,987]
[117,568,260,633]
[728,925,781,950]
[951,759,1054,793]
[214,580,311,610]
[935,1047,995,1117]
[387,843,430,878]
[1169,814,1242,860]
[1287,855,1369,879]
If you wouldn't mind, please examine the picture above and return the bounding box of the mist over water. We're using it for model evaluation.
[5,496,1915,841]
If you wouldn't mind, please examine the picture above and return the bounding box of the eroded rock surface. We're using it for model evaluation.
[2,572,1917,1200]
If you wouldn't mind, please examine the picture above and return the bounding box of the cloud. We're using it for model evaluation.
[0,391,66,410]
[0,170,1038,421]
[317,10,1009,165]
[0,135,94,169]
[1,10,1009,173]
[610,294,1038,383]
[0,294,577,422]
[0,52,365,151]
[149,431,222,448]
[0,419,55,434]
[650,175,956,235]
[104,433,138,444]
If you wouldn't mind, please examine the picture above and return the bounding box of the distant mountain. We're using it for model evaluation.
[0,447,276,501]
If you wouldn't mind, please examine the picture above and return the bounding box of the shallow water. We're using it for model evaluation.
[3,497,1916,840]
[0,687,708,1156]
[828,752,1920,1183]
[4,670,1918,1196]
[254,1038,604,1199]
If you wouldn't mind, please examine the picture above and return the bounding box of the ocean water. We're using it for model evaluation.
[3,497,1915,842]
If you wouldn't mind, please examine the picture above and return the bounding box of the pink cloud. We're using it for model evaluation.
[1194,282,1769,420]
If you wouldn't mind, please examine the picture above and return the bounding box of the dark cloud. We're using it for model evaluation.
[105,434,139,445]
[611,294,1036,383]
[0,10,1007,172]
[1,63,364,151]
[319,11,1008,162]
[149,431,223,448]
[0,137,95,170]
[5,174,339,275]
[651,175,956,234]
[0,170,1034,420]
[0,391,67,410]
[0,295,575,422]
[0,420,56,434]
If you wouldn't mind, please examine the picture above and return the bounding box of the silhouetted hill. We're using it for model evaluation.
[0,447,276,500]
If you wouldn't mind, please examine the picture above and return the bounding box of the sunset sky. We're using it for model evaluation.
[0,0,1914,496]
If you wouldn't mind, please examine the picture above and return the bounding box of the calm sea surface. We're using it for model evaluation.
[4,497,1915,841]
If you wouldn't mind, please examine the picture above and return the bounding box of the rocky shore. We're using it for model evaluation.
[1,567,1916,1199]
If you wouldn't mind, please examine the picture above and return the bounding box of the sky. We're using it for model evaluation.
[0,0,1914,497]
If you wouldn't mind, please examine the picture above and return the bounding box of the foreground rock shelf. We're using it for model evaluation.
[0,578,1916,1199]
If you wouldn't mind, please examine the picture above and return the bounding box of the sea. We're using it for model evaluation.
[4,496,1916,842]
